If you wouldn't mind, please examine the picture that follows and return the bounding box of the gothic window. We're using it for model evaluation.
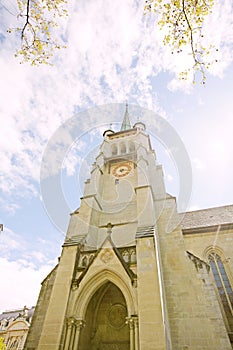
[8,338,18,349]
[120,142,126,154]
[208,252,233,317]
[112,144,117,156]
[82,256,88,267]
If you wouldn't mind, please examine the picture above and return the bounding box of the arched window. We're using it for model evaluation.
[9,338,19,349]
[208,253,233,316]
[208,251,233,343]
[82,256,88,267]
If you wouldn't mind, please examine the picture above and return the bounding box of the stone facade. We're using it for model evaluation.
[24,110,233,349]
[0,306,34,350]
[182,206,233,345]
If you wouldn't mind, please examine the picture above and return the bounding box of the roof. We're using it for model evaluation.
[180,204,233,231]
[0,306,35,321]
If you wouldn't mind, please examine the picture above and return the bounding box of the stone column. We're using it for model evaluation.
[73,319,85,350]
[69,322,76,350]
[126,317,135,350]
[133,316,139,350]
[64,317,75,350]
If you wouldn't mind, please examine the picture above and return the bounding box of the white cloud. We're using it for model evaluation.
[0,202,20,215]
[0,257,54,312]
[167,78,194,94]
[193,158,205,170]
[26,251,47,263]
[62,140,87,176]
[0,226,60,265]
[0,227,59,311]
[0,227,25,254]
[0,0,232,204]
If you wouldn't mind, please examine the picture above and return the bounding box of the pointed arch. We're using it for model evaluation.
[204,246,233,341]
[74,269,136,319]
[78,282,130,350]
[203,245,225,259]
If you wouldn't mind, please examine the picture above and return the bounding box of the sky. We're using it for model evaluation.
[0,0,233,312]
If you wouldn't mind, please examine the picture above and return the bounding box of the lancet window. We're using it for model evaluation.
[81,256,88,267]
[208,252,233,316]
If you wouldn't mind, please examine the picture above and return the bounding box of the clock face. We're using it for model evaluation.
[112,163,132,178]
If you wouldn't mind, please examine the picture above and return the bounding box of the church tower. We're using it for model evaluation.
[25,106,232,350]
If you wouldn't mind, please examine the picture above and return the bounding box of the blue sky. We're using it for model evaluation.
[0,0,233,312]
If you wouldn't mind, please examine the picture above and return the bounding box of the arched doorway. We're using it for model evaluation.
[79,282,130,350]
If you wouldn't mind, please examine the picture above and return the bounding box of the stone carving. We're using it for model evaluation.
[100,249,114,263]
[108,304,127,329]
[71,279,79,290]
[119,247,137,265]
[78,251,96,269]
[122,250,130,263]
[130,249,136,263]
[187,251,210,272]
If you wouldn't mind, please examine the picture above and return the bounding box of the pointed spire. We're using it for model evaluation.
[120,102,132,131]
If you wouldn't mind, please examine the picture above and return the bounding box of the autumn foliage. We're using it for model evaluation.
[8,0,217,82]
[8,0,68,65]
[144,0,216,82]
[0,338,6,350]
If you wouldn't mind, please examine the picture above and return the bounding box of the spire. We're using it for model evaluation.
[120,102,132,131]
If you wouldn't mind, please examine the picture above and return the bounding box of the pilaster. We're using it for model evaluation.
[136,233,167,350]
[37,246,78,350]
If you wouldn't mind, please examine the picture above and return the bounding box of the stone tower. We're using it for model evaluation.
[25,107,232,350]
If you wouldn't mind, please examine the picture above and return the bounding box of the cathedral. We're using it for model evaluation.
[25,107,233,350]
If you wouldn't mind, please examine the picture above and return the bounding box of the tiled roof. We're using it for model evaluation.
[0,306,35,321]
[180,204,233,230]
